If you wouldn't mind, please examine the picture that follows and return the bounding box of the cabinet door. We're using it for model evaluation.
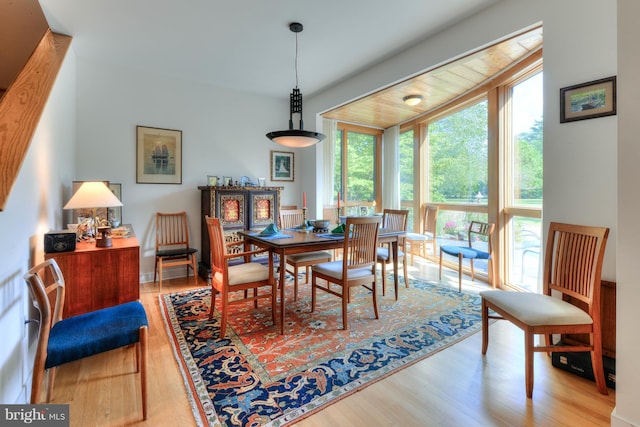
[248,190,278,229]
[216,190,247,230]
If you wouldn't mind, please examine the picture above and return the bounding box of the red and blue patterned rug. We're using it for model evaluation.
[160,275,482,426]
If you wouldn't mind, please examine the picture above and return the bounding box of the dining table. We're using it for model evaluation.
[239,225,406,335]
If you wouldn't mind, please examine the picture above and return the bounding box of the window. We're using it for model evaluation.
[335,124,382,212]
[399,129,416,228]
[504,71,543,292]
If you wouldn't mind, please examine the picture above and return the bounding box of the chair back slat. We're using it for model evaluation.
[279,209,304,229]
[382,209,408,232]
[344,216,380,271]
[467,220,495,253]
[205,216,227,275]
[424,204,439,235]
[156,212,190,250]
[545,222,609,308]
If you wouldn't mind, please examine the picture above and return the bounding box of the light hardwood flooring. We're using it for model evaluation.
[50,258,615,426]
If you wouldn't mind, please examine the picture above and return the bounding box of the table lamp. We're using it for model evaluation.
[63,181,123,247]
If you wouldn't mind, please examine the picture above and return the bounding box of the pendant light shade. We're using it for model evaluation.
[266,23,326,148]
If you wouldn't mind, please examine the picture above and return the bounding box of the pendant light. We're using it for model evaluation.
[266,22,326,148]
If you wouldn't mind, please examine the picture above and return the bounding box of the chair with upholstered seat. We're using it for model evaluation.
[480,222,609,398]
[24,259,148,419]
[206,216,276,338]
[154,211,198,293]
[311,216,380,330]
[279,209,332,300]
[406,204,439,265]
[376,209,409,299]
[439,220,495,292]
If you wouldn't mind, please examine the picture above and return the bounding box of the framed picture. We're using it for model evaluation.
[207,175,220,186]
[223,176,233,186]
[560,76,616,123]
[136,125,182,184]
[270,150,294,182]
[108,183,122,226]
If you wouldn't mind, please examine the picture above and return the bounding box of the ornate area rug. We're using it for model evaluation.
[160,275,482,427]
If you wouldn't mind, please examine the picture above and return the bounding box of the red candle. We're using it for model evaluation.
[337,192,341,209]
[302,192,306,208]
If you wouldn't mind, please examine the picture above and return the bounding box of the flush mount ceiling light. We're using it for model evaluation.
[403,94,423,106]
[266,22,326,148]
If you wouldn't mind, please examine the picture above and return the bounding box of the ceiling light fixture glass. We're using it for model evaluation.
[403,94,423,106]
[266,22,326,148]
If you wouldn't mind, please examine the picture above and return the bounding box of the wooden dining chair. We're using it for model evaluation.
[480,222,610,397]
[205,216,276,338]
[154,211,198,293]
[279,209,332,300]
[439,221,495,292]
[311,216,380,330]
[376,209,409,299]
[24,259,148,419]
[406,204,439,265]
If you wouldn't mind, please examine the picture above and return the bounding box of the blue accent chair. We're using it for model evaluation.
[24,259,148,420]
[439,221,495,292]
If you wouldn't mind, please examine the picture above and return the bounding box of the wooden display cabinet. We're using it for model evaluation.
[197,185,282,280]
[44,227,140,318]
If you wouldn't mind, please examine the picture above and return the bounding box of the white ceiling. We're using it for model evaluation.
[38,0,500,100]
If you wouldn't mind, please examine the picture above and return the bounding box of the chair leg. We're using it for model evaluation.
[403,256,408,288]
[342,285,349,330]
[439,250,443,280]
[220,291,229,338]
[158,259,163,293]
[311,274,317,312]
[191,255,198,285]
[372,279,379,320]
[591,330,609,395]
[46,367,57,403]
[381,262,387,296]
[153,257,158,283]
[525,331,534,398]
[209,288,217,320]
[481,299,489,354]
[293,265,299,301]
[139,325,148,420]
[457,253,463,292]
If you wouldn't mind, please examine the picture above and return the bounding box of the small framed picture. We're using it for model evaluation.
[271,150,294,182]
[207,175,220,186]
[359,206,369,216]
[560,76,616,123]
[223,176,233,186]
[257,177,266,187]
[136,125,182,184]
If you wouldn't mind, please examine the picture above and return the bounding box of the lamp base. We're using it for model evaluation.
[96,226,112,248]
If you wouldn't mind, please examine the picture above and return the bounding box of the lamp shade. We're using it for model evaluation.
[63,182,123,210]
[403,94,423,106]
[266,130,325,148]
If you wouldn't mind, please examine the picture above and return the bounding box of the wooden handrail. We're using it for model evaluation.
[0,30,71,211]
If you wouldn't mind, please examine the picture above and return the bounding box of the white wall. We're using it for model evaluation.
[74,57,306,282]
[615,1,640,425]
[0,48,76,403]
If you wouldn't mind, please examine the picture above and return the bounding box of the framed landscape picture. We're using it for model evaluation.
[270,150,294,182]
[136,125,182,184]
[560,76,616,123]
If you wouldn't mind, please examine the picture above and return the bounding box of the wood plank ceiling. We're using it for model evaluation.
[322,26,543,129]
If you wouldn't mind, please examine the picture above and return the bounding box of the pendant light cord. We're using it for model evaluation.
[294,31,299,89]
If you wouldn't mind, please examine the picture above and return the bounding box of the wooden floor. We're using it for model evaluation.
[50,258,616,426]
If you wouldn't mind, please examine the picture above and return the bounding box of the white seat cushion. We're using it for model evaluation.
[286,251,331,263]
[312,261,374,280]
[214,262,270,286]
[376,247,405,261]
[405,232,434,242]
[480,290,593,326]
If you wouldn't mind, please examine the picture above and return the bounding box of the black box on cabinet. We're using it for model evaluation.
[44,230,77,253]
[551,343,616,389]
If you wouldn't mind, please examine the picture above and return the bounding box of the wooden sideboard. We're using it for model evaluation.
[197,185,282,280]
[44,228,140,318]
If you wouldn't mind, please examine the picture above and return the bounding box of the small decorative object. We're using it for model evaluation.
[108,183,122,227]
[560,76,616,123]
[223,176,232,186]
[207,175,220,186]
[96,226,112,248]
[270,150,294,182]
[300,207,309,233]
[257,177,266,187]
[136,125,182,184]
[240,176,254,186]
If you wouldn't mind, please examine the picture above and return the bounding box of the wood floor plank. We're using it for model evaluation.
[49,260,615,426]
